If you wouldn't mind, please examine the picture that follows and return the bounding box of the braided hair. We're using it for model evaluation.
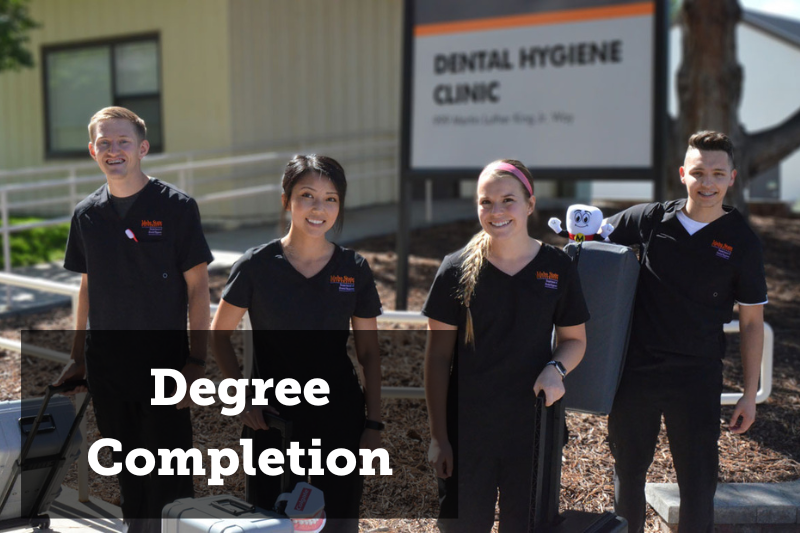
[458,159,534,345]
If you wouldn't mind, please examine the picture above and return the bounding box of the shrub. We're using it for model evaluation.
[0,218,70,269]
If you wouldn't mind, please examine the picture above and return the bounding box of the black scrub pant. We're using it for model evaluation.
[93,397,194,533]
[608,352,723,533]
[436,396,539,533]
[437,450,533,533]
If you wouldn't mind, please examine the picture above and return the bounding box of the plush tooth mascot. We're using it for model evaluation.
[548,204,614,243]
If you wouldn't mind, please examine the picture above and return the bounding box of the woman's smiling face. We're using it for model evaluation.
[476,174,535,240]
[284,172,340,237]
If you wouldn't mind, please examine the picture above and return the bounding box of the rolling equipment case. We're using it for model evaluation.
[163,413,325,533]
[529,394,627,532]
[162,495,294,533]
[0,381,91,531]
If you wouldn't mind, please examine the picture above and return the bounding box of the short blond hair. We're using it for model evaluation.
[88,107,147,142]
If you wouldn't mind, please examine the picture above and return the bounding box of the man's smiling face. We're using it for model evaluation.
[89,118,149,181]
[680,147,736,216]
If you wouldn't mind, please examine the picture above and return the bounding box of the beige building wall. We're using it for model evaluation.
[0,0,404,223]
[225,0,403,219]
[0,0,232,171]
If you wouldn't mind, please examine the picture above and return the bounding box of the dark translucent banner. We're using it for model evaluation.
[16,330,440,522]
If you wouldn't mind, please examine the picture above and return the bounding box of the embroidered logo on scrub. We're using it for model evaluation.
[537,271,559,290]
[712,240,733,260]
[330,275,355,292]
[141,220,163,237]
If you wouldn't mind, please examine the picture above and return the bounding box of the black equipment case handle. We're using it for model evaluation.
[244,411,295,504]
[529,392,566,532]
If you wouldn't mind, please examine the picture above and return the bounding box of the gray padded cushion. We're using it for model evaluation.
[563,241,640,415]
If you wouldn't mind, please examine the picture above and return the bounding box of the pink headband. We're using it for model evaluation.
[480,162,533,196]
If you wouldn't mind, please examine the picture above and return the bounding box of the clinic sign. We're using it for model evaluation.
[402,0,668,177]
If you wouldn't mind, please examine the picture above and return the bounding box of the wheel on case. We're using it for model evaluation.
[33,515,51,530]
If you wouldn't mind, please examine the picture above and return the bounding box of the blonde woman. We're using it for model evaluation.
[422,159,588,532]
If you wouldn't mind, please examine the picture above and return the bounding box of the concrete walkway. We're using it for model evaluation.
[0,199,476,317]
[647,481,800,530]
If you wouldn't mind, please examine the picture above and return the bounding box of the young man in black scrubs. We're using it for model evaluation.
[604,131,767,533]
[54,107,213,533]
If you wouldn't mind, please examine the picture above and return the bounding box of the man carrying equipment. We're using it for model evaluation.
[605,131,767,533]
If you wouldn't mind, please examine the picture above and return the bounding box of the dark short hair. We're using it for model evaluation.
[281,154,347,233]
[687,131,735,168]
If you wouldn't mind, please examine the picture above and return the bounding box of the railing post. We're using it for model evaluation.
[71,291,90,502]
[2,190,10,307]
[68,168,78,209]
[425,179,433,223]
[186,155,194,196]
[2,190,10,274]
[178,169,187,194]
[76,389,89,502]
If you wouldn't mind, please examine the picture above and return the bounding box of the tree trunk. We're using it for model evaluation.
[672,0,800,217]
[673,0,745,209]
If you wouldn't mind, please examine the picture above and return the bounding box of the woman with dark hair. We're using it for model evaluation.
[423,159,589,532]
[211,155,382,532]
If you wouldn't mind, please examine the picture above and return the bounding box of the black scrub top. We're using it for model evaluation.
[63,178,214,399]
[221,240,382,431]
[422,243,589,446]
[606,199,768,360]
[221,239,382,331]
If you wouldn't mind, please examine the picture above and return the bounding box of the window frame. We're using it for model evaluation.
[41,33,163,159]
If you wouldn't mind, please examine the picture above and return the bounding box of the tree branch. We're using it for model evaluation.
[747,106,800,176]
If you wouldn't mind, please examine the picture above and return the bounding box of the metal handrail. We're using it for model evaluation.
[0,139,395,192]
[0,129,398,179]
[0,152,182,179]
[0,272,776,405]
[0,138,398,274]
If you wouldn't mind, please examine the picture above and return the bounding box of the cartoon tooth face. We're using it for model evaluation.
[566,204,603,235]
[572,210,592,229]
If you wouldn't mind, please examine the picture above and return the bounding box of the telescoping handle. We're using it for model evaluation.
[262,412,294,495]
[14,379,92,520]
[244,412,298,503]
[528,391,566,532]
[46,379,89,395]
[262,412,293,439]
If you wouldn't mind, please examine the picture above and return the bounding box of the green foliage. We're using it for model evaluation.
[0,0,39,72]
[0,218,70,269]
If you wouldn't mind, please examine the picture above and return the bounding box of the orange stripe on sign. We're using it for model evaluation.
[414,2,654,37]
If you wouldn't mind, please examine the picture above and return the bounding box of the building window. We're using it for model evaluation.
[43,35,162,158]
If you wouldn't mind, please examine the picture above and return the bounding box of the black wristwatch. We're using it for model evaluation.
[545,360,567,380]
[364,419,385,431]
[186,356,206,368]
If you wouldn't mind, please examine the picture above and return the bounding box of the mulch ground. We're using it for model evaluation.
[1,208,798,533]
